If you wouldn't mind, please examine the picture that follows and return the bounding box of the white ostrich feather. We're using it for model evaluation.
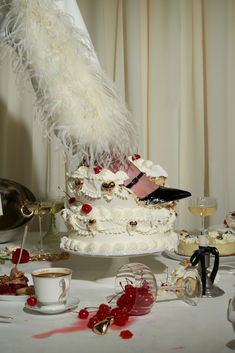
[0,0,137,170]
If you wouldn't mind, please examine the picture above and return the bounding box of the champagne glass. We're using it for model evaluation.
[42,198,65,248]
[21,198,64,257]
[188,196,217,235]
[156,266,202,306]
[107,263,202,313]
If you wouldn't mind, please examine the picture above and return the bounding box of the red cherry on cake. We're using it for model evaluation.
[69,197,76,204]
[81,204,92,214]
[12,248,30,264]
[132,154,141,161]
[224,219,229,228]
[94,165,102,174]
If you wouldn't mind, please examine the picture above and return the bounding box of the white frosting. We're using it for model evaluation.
[128,157,168,178]
[208,229,235,244]
[61,158,177,254]
[61,230,177,254]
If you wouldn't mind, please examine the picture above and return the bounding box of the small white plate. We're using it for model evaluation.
[163,250,235,264]
[60,247,165,258]
[24,296,80,314]
[0,294,28,302]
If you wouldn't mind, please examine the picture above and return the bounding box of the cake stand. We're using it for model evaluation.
[60,247,166,283]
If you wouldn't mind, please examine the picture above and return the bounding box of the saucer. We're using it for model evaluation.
[25,297,80,314]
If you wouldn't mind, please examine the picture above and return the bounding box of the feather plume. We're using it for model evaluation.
[0,0,137,170]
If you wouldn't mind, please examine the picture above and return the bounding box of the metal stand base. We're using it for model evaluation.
[202,274,225,298]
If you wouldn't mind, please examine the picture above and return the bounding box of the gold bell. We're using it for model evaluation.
[92,316,114,335]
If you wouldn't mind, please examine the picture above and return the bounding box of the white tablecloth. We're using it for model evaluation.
[0,233,234,353]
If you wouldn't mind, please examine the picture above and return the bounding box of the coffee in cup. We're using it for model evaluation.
[31,267,72,308]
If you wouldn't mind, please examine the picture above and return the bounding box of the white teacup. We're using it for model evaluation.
[31,267,72,309]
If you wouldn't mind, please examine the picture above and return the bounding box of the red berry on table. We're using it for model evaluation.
[122,302,134,313]
[81,204,92,214]
[98,304,111,317]
[114,312,129,326]
[96,310,108,321]
[98,304,110,312]
[120,330,133,339]
[88,316,99,329]
[94,166,102,174]
[69,197,76,204]
[27,296,37,306]
[78,309,89,319]
[232,212,235,217]
[12,248,30,264]
[110,307,123,318]
[132,154,141,161]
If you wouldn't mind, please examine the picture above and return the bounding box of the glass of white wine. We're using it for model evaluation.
[188,196,217,235]
[21,198,64,256]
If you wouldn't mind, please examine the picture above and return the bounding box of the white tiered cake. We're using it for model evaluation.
[60,158,178,255]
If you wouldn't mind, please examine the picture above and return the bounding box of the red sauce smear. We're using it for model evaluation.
[33,315,137,339]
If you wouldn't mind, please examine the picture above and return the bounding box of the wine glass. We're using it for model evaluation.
[113,263,157,315]
[21,198,64,257]
[188,196,217,235]
[157,267,202,306]
[107,263,202,313]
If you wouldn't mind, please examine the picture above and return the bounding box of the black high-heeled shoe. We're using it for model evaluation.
[125,172,191,205]
[138,186,191,205]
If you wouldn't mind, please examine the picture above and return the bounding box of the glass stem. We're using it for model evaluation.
[201,216,205,235]
[38,215,43,252]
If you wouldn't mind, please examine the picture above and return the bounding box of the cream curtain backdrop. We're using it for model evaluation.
[0,0,234,231]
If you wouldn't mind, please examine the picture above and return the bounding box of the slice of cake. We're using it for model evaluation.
[177,229,235,257]
[60,159,178,254]
[207,229,235,256]
[177,230,199,257]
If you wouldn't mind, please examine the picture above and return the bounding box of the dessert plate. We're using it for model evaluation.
[163,250,235,264]
[61,247,165,258]
[0,294,28,302]
[24,296,80,314]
